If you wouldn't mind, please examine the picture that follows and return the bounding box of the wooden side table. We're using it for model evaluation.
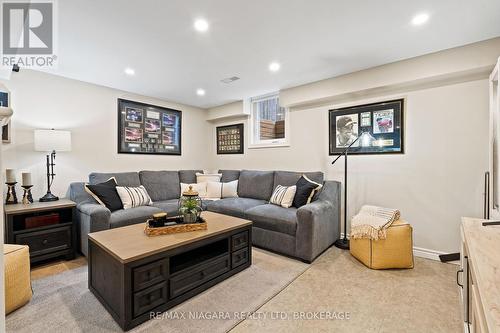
[4,199,77,264]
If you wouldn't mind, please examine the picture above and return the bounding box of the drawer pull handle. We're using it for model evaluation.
[42,239,48,245]
[456,269,463,288]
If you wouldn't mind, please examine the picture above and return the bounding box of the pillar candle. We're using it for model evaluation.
[22,172,32,186]
[5,169,16,183]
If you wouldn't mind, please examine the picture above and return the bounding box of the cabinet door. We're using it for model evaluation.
[471,284,488,333]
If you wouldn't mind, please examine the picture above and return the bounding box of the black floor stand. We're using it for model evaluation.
[334,238,350,250]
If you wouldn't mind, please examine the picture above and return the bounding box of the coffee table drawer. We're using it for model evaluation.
[133,259,168,292]
[231,231,248,251]
[232,247,249,268]
[15,225,71,257]
[170,254,230,299]
[133,282,168,318]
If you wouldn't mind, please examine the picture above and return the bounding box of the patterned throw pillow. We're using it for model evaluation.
[269,185,297,208]
[84,177,123,212]
[292,175,323,208]
[116,185,153,209]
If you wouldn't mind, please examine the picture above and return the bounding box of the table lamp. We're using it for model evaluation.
[34,129,71,202]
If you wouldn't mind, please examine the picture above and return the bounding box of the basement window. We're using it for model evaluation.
[248,92,290,148]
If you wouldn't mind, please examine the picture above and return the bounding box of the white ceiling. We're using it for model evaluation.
[44,0,500,108]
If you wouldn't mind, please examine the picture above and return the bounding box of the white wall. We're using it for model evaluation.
[0,70,213,200]
[209,80,489,254]
[1,42,495,256]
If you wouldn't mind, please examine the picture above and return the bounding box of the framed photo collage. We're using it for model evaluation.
[118,99,182,155]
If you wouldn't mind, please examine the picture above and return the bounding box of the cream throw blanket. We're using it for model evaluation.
[350,205,400,240]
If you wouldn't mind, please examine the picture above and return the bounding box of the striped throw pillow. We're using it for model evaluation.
[116,185,153,209]
[269,185,297,208]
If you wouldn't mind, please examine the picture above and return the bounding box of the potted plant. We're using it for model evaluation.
[178,186,202,223]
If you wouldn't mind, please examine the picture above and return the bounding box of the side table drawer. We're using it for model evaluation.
[133,259,168,292]
[231,231,248,251]
[15,225,71,257]
[232,247,249,268]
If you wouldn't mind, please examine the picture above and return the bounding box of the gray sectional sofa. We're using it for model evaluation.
[69,169,341,262]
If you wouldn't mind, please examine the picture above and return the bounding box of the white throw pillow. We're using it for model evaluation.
[116,185,152,209]
[206,182,222,199]
[180,182,207,198]
[222,180,238,198]
[206,180,239,199]
[196,172,222,184]
[269,185,297,208]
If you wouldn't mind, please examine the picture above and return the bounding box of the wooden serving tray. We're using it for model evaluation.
[144,217,207,237]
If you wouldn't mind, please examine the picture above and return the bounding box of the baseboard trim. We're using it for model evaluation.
[412,247,447,261]
[340,233,449,262]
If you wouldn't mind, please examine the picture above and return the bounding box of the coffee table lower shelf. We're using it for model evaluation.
[88,224,252,331]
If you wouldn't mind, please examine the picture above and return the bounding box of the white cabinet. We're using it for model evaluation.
[489,58,500,219]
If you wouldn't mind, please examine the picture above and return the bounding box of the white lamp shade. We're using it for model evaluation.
[34,129,72,152]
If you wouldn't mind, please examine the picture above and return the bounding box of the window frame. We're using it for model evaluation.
[248,92,290,149]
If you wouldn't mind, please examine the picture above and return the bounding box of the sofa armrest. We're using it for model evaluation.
[77,202,111,232]
[76,202,111,257]
[295,181,341,262]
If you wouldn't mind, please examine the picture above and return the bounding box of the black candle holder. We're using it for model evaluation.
[21,185,34,204]
[5,182,18,205]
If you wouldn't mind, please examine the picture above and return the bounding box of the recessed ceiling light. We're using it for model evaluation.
[196,88,206,96]
[194,18,209,32]
[269,62,281,72]
[124,67,135,76]
[411,13,430,26]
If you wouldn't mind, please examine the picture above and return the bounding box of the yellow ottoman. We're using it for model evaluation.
[350,220,414,269]
[4,244,32,314]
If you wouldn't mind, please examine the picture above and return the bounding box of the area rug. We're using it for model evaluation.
[6,248,309,333]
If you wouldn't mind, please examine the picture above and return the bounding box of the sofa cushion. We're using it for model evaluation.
[273,171,323,189]
[139,171,180,201]
[218,170,240,182]
[205,197,267,218]
[89,172,141,187]
[109,206,162,228]
[179,170,203,184]
[152,199,180,216]
[237,170,274,201]
[245,204,297,236]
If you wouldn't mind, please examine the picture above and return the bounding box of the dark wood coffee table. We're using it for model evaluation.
[88,211,252,331]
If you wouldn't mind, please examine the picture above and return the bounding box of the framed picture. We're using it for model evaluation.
[118,99,182,155]
[329,99,404,155]
[217,123,244,154]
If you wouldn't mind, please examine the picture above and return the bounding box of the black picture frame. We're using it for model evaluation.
[117,98,182,155]
[329,99,404,155]
[216,123,244,154]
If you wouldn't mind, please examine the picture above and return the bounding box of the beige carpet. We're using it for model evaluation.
[233,247,463,333]
[6,248,308,333]
[7,247,462,333]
